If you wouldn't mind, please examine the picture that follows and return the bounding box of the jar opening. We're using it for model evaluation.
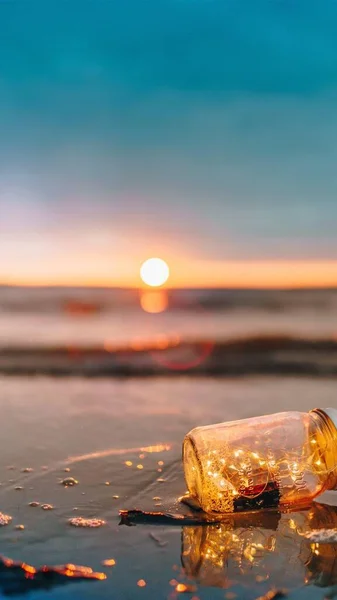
[310,408,337,491]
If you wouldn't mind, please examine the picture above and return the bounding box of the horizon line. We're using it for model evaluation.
[1,282,337,292]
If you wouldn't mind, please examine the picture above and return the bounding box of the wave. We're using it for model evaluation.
[1,335,337,377]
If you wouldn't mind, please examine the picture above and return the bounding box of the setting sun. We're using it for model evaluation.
[140,258,170,287]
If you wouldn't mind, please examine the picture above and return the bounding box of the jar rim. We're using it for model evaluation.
[320,408,337,433]
[311,408,337,491]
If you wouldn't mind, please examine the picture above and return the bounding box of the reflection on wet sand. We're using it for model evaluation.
[181,503,337,591]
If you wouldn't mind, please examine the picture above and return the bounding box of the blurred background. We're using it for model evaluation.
[0,1,337,375]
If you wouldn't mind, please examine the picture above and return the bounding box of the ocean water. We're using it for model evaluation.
[2,286,337,344]
[1,287,337,376]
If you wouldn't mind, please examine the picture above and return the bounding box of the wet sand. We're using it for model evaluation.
[0,376,336,599]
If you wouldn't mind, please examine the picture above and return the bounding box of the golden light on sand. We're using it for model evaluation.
[140,258,169,287]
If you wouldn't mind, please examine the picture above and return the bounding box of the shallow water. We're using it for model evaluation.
[0,376,337,599]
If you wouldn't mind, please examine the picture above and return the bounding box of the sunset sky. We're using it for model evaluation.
[1,0,337,288]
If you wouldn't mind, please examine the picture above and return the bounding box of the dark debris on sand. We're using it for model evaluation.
[0,556,106,596]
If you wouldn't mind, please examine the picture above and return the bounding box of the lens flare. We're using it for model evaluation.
[140,258,169,287]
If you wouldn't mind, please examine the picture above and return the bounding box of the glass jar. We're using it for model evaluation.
[183,408,337,514]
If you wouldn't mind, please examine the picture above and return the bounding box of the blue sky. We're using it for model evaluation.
[0,0,337,285]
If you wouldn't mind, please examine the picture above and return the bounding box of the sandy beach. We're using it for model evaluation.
[0,375,336,599]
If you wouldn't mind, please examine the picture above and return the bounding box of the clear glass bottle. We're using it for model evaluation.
[183,408,337,514]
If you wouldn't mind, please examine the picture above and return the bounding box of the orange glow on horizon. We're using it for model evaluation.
[2,260,337,289]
